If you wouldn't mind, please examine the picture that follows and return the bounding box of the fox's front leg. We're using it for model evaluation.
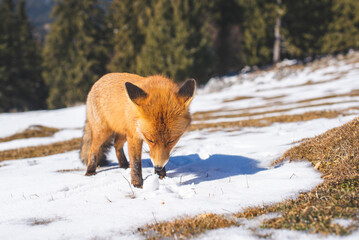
[127,137,143,188]
[85,128,111,176]
[86,152,97,176]
[114,134,129,169]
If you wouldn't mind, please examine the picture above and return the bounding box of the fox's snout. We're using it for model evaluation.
[150,156,169,170]
[154,165,164,171]
[147,142,171,169]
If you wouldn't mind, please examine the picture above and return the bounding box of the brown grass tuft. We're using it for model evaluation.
[0,138,81,162]
[193,96,359,122]
[139,117,359,238]
[222,96,253,103]
[191,110,343,131]
[0,125,60,143]
[296,90,359,104]
[262,95,287,100]
[29,217,62,226]
[260,178,358,235]
[56,168,83,173]
[261,117,359,235]
[274,117,359,180]
[138,213,239,240]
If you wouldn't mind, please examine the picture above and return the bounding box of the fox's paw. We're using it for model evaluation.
[85,171,97,176]
[132,179,143,188]
[132,182,143,188]
[119,161,129,169]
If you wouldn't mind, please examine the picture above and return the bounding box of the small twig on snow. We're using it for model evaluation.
[120,171,135,198]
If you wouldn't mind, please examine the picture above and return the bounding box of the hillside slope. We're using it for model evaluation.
[0,52,358,239]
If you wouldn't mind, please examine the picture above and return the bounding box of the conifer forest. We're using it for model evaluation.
[0,0,358,111]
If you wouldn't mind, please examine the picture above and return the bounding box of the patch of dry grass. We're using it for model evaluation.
[297,89,359,104]
[0,124,82,162]
[222,96,253,103]
[262,95,287,100]
[56,168,83,173]
[274,117,359,178]
[0,138,81,161]
[139,117,359,239]
[138,213,239,240]
[4,111,346,162]
[0,125,59,143]
[29,217,62,226]
[193,97,359,122]
[191,110,343,131]
[245,117,359,235]
[256,78,341,92]
[261,179,358,235]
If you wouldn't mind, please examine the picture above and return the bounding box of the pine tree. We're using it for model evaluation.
[0,0,16,111]
[210,0,243,75]
[43,0,108,109]
[273,0,283,63]
[136,0,212,83]
[282,0,333,58]
[209,0,277,71]
[0,0,46,112]
[239,0,277,66]
[322,0,359,53]
[107,0,150,73]
[15,0,47,110]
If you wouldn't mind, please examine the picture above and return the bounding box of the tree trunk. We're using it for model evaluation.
[273,0,282,63]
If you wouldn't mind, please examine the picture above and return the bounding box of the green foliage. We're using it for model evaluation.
[210,0,243,75]
[43,0,108,109]
[0,0,46,112]
[107,0,149,74]
[239,0,277,66]
[2,0,359,112]
[209,0,276,73]
[322,0,359,53]
[282,0,333,58]
[136,0,212,84]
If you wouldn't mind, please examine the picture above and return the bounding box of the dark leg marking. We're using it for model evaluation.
[86,154,97,176]
[117,148,129,169]
[131,159,143,188]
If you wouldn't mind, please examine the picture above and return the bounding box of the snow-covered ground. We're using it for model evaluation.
[0,52,358,239]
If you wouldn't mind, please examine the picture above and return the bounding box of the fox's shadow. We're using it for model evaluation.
[142,154,267,185]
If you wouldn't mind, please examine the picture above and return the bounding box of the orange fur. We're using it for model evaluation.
[80,73,195,187]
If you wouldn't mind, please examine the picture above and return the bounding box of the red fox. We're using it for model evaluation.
[80,73,195,188]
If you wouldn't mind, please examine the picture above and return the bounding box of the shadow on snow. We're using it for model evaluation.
[97,154,266,185]
[144,154,266,185]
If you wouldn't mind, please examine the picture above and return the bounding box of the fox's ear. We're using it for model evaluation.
[125,82,148,105]
[178,79,196,106]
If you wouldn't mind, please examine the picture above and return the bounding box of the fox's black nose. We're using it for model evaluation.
[154,166,164,171]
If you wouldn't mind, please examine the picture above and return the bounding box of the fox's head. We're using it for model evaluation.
[125,77,196,171]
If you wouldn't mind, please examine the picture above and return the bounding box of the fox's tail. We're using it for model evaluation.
[80,121,112,166]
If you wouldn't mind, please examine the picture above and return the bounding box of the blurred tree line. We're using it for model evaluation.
[0,0,358,111]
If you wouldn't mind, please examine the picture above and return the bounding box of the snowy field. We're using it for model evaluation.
[0,52,358,239]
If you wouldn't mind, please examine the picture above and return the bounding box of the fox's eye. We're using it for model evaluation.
[167,139,175,144]
[144,136,154,143]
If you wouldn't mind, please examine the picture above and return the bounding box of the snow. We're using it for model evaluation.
[199,220,359,240]
[0,105,85,138]
[0,53,358,239]
[332,218,356,229]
